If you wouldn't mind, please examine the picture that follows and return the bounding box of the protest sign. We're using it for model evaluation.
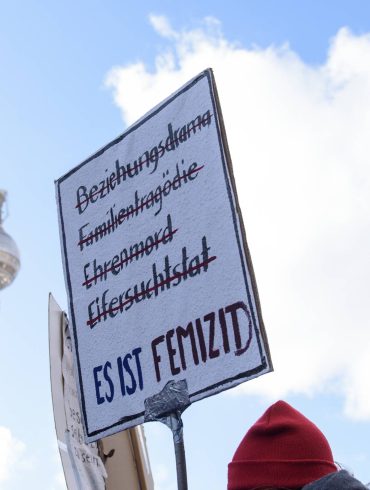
[49,293,107,488]
[56,68,272,443]
[49,294,153,489]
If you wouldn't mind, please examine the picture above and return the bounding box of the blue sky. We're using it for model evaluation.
[1,1,370,488]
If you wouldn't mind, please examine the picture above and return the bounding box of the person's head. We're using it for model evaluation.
[228,400,337,490]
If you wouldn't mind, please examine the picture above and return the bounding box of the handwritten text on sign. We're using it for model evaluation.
[56,70,272,443]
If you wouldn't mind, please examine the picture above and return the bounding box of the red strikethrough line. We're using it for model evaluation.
[77,164,204,248]
[82,228,179,287]
[75,117,212,210]
[87,255,217,327]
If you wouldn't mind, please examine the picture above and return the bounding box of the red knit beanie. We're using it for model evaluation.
[228,401,337,489]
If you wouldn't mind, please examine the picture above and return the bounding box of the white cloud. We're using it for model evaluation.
[0,426,26,482]
[50,470,67,490]
[152,463,175,490]
[49,440,67,490]
[149,14,178,39]
[105,19,370,420]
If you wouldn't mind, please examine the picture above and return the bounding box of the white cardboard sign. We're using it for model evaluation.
[56,69,272,443]
[49,294,107,488]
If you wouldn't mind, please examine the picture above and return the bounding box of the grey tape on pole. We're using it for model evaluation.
[144,379,190,421]
[144,379,191,443]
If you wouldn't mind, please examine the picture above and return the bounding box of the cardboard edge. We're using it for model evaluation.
[48,292,76,489]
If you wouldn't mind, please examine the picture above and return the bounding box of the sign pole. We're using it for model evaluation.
[174,427,187,490]
[165,411,187,490]
[144,380,190,490]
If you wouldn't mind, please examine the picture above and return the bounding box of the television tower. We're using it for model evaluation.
[0,190,20,289]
